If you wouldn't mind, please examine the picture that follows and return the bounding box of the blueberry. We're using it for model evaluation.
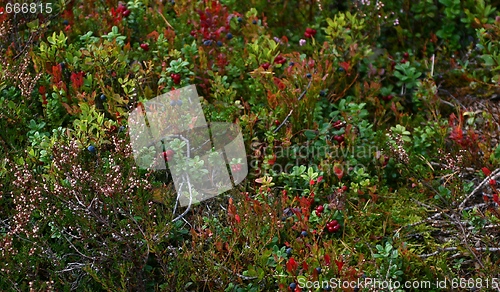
[216,41,223,47]
[289,61,294,67]
[237,17,243,23]
[62,20,69,25]
[319,90,326,97]
[289,282,297,290]
[285,247,292,256]
[176,100,183,106]
[306,73,312,78]
[324,285,332,291]
[252,19,257,24]
[301,230,307,237]
[226,33,233,39]
[100,94,106,101]
[59,62,65,69]
[87,145,96,153]
[203,40,212,46]
[170,100,177,106]
[316,267,322,274]
[338,67,345,72]
[119,126,125,132]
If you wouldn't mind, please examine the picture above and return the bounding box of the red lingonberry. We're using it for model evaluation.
[334,135,344,143]
[333,120,344,129]
[304,27,317,38]
[274,55,286,65]
[140,43,149,51]
[162,149,174,161]
[261,62,270,70]
[489,179,496,186]
[122,9,131,17]
[171,73,181,84]
[316,205,324,213]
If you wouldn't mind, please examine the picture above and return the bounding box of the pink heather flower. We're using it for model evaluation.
[299,39,306,46]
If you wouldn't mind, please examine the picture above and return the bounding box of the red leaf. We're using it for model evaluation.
[324,254,331,266]
[482,167,492,177]
[286,257,298,273]
[335,259,344,272]
[339,61,350,72]
[302,261,308,270]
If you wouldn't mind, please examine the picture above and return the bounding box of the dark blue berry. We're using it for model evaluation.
[226,33,233,39]
[289,283,297,290]
[286,247,292,256]
[306,73,312,78]
[176,100,183,106]
[252,19,257,24]
[170,100,177,106]
[289,62,294,67]
[301,230,307,237]
[216,41,223,47]
[325,285,332,291]
[203,40,212,46]
[59,62,65,69]
[87,145,96,153]
[62,20,69,25]
[338,67,345,72]
[316,267,322,274]
[237,17,243,23]
[119,126,125,132]
[100,94,106,101]
[319,90,326,97]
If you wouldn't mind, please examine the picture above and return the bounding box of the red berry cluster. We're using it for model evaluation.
[333,135,344,144]
[231,163,243,172]
[261,62,270,70]
[401,52,409,64]
[274,55,287,65]
[315,205,324,217]
[332,120,345,129]
[111,3,130,24]
[140,43,149,51]
[382,95,394,101]
[171,73,181,84]
[326,220,341,233]
[304,27,317,38]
